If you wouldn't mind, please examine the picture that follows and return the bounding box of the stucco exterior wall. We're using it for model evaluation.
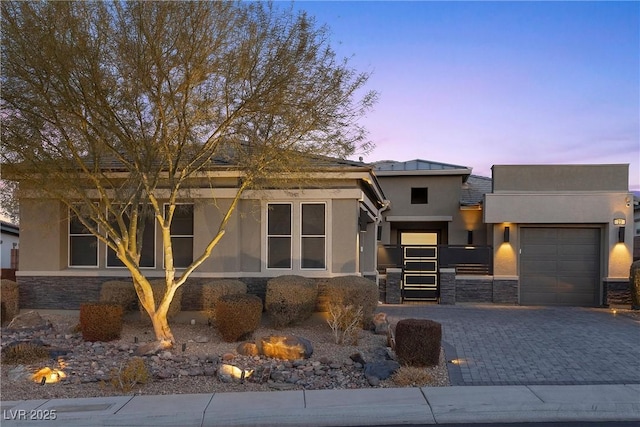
[492,164,629,192]
[331,199,358,274]
[18,199,64,271]
[379,175,463,217]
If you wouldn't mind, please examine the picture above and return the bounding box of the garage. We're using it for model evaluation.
[520,227,601,306]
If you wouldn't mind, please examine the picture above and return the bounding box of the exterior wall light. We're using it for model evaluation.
[618,226,625,243]
[467,230,473,245]
[503,226,510,243]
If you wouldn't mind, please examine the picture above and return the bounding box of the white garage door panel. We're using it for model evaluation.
[520,227,600,306]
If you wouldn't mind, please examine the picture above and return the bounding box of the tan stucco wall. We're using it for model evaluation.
[19,199,65,271]
[331,199,358,274]
[378,175,463,217]
[492,164,629,192]
[194,199,240,273]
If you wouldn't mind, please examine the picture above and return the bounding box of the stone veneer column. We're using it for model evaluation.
[492,278,518,304]
[439,268,456,305]
[385,268,402,304]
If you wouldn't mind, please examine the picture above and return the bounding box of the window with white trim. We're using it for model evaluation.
[267,203,292,269]
[106,206,155,268]
[266,202,326,270]
[301,203,326,269]
[69,208,98,267]
[165,204,194,268]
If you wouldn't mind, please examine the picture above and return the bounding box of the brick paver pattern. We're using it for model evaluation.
[381,304,640,386]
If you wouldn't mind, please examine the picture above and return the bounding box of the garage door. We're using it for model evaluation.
[520,227,600,306]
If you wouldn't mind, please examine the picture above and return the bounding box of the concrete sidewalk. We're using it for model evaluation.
[2,384,639,426]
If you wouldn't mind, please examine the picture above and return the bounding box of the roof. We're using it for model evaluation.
[371,159,473,177]
[461,175,492,207]
[0,221,19,236]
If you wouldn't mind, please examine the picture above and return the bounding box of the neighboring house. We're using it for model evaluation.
[484,164,634,306]
[1,221,19,280]
[13,158,386,310]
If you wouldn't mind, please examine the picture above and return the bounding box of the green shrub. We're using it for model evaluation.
[201,280,247,321]
[394,318,442,367]
[2,341,50,365]
[266,275,318,327]
[100,280,138,312]
[137,279,183,320]
[215,293,262,342]
[318,276,378,327]
[0,279,19,324]
[110,357,150,392]
[631,260,640,310]
[80,302,124,342]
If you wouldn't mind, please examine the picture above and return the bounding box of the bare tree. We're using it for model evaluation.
[1,1,375,348]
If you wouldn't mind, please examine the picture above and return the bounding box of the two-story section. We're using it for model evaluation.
[373,159,492,302]
[484,164,634,306]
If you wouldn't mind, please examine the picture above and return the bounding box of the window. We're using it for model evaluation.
[267,203,292,269]
[267,202,327,270]
[411,187,428,204]
[301,203,326,269]
[107,206,155,268]
[165,204,194,268]
[69,208,98,267]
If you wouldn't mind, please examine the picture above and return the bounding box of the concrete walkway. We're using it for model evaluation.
[2,384,639,426]
[382,304,640,386]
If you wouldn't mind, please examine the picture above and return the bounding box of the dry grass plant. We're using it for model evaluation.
[108,357,150,393]
[390,366,435,387]
[326,303,363,345]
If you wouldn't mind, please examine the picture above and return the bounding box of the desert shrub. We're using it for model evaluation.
[201,280,247,321]
[326,303,363,345]
[266,275,318,327]
[1,341,50,365]
[1,279,19,324]
[109,357,150,392]
[215,293,262,342]
[390,366,435,387]
[137,279,183,320]
[319,276,378,326]
[394,318,442,367]
[100,280,138,312]
[630,260,640,310]
[80,302,124,342]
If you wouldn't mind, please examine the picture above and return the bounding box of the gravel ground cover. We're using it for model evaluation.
[1,311,450,401]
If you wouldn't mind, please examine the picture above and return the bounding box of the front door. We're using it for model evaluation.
[401,232,439,301]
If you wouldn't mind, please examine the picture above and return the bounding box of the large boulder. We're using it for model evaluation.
[258,335,313,360]
[6,311,52,331]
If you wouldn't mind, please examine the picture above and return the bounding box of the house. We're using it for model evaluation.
[0,220,19,280]
[12,158,386,310]
[9,157,635,309]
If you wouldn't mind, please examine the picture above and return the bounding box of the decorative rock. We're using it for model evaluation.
[222,352,235,361]
[6,311,52,331]
[194,335,209,343]
[218,364,253,383]
[258,335,313,360]
[372,312,389,335]
[350,352,366,365]
[236,342,259,357]
[364,360,400,381]
[134,341,165,356]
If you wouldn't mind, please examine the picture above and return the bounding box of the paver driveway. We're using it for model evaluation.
[381,304,640,386]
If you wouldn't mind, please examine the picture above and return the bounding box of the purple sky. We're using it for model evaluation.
[293,1,639,190]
